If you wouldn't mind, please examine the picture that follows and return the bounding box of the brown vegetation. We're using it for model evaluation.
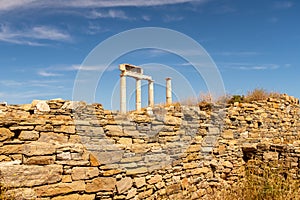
[208,160,300,200]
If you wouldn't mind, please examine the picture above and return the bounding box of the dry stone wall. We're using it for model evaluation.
[0,94,300,199]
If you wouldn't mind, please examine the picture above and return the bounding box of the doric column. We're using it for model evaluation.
[166,78,172,105]
[136,78,141,111]
[120,74,126,113]
[148,80,154,107]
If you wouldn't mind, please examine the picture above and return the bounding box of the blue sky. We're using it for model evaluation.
[0,0,299,110]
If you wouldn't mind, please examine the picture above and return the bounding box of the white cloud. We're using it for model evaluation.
[142,15,151,21]
[40,64,117,74]
[38,71,63,77]
[215,51,260,56]
[32,26,70,40]
[163,15,184,22]
[69,64,117,72]
[0,0,206,11]
[89,9,130,19]
[0,24,71,45]
[0,0,37,11]
[223,63,280,70]
[0,80,23,87]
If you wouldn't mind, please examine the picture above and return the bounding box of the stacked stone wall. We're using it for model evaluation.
[0,94,299,199]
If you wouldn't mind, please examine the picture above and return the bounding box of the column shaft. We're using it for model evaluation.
[120,75,126,113]
[166,78,172,105]
[148,80,154,107]
[136,79,141,111]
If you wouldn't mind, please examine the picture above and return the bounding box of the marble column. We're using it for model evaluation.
[120,74,126,113]
[136,78,141,111]
[166,78,172,105]
[148,80,154,107]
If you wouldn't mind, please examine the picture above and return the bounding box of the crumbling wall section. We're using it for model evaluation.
[0,95,299,199]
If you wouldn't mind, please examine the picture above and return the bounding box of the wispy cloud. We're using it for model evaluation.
[273,1,294,9]
[0,24,71,45]
[88,9,130,19]
[215,51,260,56]
[222,63,280,70]
[142,15,151,21]
[0,0,207,11]
[163,15,184,22]
[39,64,118,75]
[38,71,63,77]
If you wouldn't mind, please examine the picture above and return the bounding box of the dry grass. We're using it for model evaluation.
[208,160,300,200]
[0,182,9,200]
[244,88,270,102]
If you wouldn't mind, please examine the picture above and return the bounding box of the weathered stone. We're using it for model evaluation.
[120,156,142,163]
[164,115,182,126]
[223,161,233,168]
[52,194,95,200]
[183,162,198,169]
[19,130,39,141]
[9,125,34,131]
[263,152,278,161]
[39,132,68,143]
[102,169,123,176]
[91,151,123,164]
[126,188,137,199]
[0,144,23,154]
[85,177,116,192]
[6,188,36,200]
[0,165,62,187]
[0,128,14,141]
[0,155,11,162]
[148,175,162,184]
[126,167,148,176]
[90,153,101,167]
[222,130,234,139]
[134,177,146,188]
[35,181,85,197]
[71,167,99,180]
[35,124,54,132]
[192,167,210,175]
[35,100,50,112]
[138,189,153,199]
[62,175,72,183]
[54,125,76,134]
[119,137,132,145]
[166,183,181,195]
[24,155,55,165]
[23,142,56,156]
[116,177,133,194]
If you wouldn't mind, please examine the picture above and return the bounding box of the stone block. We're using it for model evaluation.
[85,177,116,192]
[39,132,68,143]
[118,137,132,145]
[54,125,76,134]
[263,152,278,161]
[0,164,62,187]
[116,177,133,194]
[148,175,162,184]
[0,128,14,141]
[19,130,39,141]
[52,194,95,200]
[23,142,56,156]
[34,181,85,197]
[126,167,148,176]
[134,177,146,188]
[24,155,55,165]
[71,167,99,181]
[222,130,234,139]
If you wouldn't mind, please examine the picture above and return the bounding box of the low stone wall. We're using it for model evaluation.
[0,94,299,199]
